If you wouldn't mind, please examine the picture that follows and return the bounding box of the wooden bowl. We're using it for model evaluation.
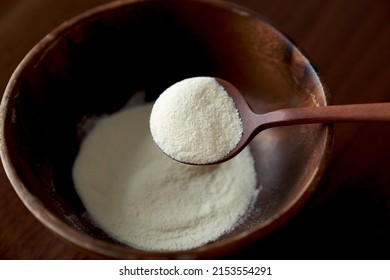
[0,0,333,259]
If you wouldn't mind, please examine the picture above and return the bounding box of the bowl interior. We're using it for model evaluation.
[1,0,332,258]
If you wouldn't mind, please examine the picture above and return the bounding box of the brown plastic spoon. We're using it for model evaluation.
[210,78,390,165]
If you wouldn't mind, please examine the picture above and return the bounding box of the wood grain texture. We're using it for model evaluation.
[1,0,389,259]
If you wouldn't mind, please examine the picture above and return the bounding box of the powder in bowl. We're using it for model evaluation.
[149,77,243,164]
[72,103,257,251]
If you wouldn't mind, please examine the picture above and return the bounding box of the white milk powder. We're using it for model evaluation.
[150,77,243,164]
[72,103,257,251]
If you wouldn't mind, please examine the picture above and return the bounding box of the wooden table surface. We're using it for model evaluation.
[1,0,389,259]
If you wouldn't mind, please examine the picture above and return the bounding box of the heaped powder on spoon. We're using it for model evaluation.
[150,77,243,164]
[72,103,257,251]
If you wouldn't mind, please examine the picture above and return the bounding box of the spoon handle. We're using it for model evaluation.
[259,103,390,129]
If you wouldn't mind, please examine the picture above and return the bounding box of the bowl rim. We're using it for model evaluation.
[0,0,334,259]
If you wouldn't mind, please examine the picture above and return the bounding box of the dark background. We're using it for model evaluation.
[1,0,389,259]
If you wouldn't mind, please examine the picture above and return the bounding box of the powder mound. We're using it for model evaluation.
[72,103,257,251]
[150,77,243,164]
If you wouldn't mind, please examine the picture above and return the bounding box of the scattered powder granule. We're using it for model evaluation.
[149,77,243,164]
[72,103,257,251]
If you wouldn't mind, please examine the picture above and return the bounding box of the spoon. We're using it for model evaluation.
[211,78,390,164]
